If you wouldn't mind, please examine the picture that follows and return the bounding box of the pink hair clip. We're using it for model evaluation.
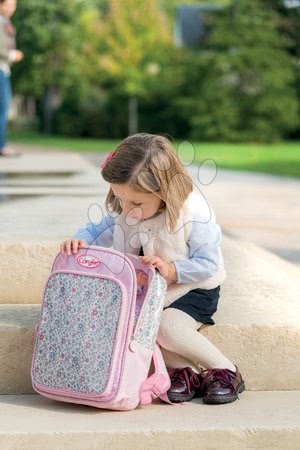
[101,151,115,169]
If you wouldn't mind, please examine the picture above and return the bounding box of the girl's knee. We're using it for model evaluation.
[157,309,178,347]
[157,308,195,347]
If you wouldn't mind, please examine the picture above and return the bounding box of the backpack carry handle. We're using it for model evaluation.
[139,343,173,405]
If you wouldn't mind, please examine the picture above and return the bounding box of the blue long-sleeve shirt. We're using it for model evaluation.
[73,210,223,285]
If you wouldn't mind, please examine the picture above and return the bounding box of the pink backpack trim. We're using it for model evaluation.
[140,344,174,405]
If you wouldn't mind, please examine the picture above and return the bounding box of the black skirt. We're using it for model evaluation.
[165,286,220,325]
[138,247,220,325]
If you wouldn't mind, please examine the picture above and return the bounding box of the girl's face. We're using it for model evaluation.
[111,183,162,221]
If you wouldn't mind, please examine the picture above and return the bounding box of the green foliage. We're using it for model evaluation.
[264,0,300,137]
[92,0,173,98]
[176,0,299,141]
[9,0,300,141]
[54,0,184,136]
[53,88,128,138]
[12,0,89,97]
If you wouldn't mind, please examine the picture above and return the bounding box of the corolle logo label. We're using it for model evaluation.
[77,255,101,269]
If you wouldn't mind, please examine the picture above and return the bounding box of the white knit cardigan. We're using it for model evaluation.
[113,191,226,306]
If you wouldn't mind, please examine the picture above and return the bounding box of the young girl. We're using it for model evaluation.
[61,133,245,404]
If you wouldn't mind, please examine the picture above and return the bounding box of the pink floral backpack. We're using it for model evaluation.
[31,245,171,410]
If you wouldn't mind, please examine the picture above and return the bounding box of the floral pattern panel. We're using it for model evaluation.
[133,274,167,350]
[32,273,122,395]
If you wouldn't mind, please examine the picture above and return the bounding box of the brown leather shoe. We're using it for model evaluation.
[167,367,202,403]
[201,366,245,404]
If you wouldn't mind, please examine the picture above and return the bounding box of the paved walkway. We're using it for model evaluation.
[1,143,299,268]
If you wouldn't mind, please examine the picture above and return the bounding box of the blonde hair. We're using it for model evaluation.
[101,133,193,232]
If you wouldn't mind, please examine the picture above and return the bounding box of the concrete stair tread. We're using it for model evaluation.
[0,237,300,393]
[0,167,102,195]
[0,392,299,449]
[0,196,104,240]
[0,302,299,392]
[0,304,40,328]
[0,186,103,195]
[1,237,299,326]
[0,169,100,187]
[0,152,93,174]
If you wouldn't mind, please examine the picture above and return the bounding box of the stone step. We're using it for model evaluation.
[0,237,300,393]
[2,236,300,305]
[0,152,102,200]
[0,170,100,186]
[0,196,104,242]
[0,152,93,174]
[0,392,299,450]
[0,166,101,196]
[0,301,299,394]
[0,185,103,196]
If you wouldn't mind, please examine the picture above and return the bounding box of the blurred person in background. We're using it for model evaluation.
[0,0,23,157]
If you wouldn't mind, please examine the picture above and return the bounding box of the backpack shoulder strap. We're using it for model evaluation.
[139,343,173,405]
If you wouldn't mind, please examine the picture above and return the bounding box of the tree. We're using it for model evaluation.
[90,0,173,134]
[176,0,298,141]
[12,0,90,132]
[263,0,300,137]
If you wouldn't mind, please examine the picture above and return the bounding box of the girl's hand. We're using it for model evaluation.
[60,239,87,256]
[140,255,177,283]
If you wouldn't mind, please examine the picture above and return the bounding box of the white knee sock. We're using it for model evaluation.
[157,308,236,372]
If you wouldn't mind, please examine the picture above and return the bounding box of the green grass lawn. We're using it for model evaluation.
[8,131,300,178]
